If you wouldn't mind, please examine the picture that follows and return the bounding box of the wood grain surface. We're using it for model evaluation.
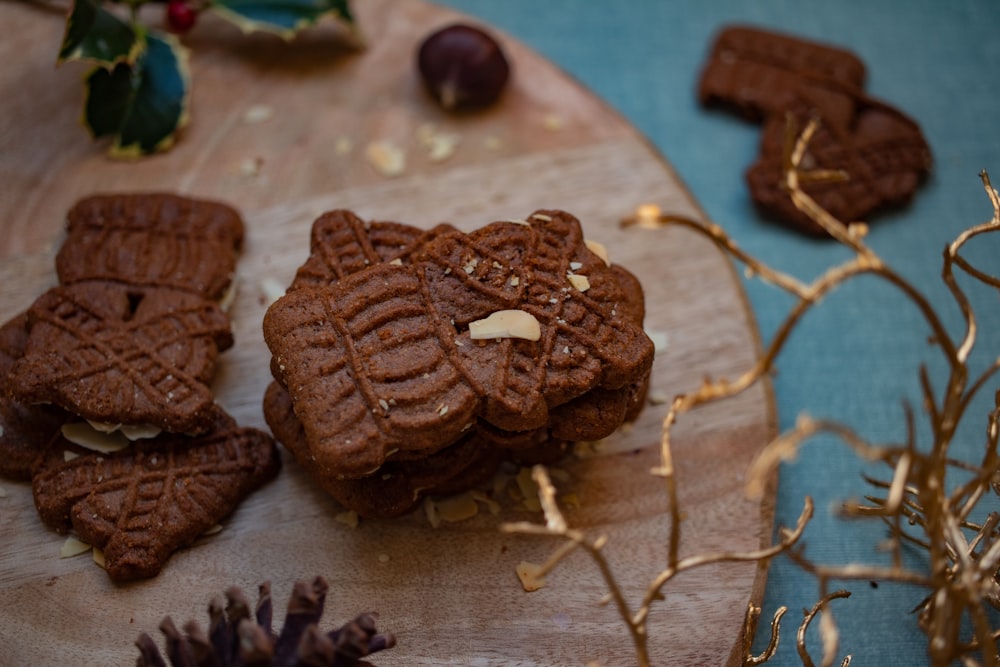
[0,1,776,664]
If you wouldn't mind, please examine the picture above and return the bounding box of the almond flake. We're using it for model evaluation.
[201,524,224,537]
[92,547,106,569]
[509,276,520,287]
[243,104,274,124]
[470,490,501,515]
[260,277,286,305]
[335,511,359,529]
[423,497,442,528]
[425,131,461,162]
[365,140,406,177]
[569,261,583,271]
[389,258,404,266]
[646,329,669,354]
[120,423,162,441]
[567,274,590,292]
[584,239,610,265]
[516,561,546,592]
[468,310,541,342]
[648,390,669,406]
[60,536,92,558]
[61,423,129,454]
[435,492,479,523]
[531,213,553,222]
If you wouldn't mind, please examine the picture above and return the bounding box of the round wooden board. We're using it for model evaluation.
[0,1,776,664]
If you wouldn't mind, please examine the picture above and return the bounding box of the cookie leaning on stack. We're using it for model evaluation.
[263,209,654,519]
[0,193,281,581]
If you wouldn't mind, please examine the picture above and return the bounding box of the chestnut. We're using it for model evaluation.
[417,23,511,111]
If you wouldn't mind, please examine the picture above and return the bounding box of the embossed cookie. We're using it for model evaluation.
[698,25,931,235]
[746,94,932,235]
[32,409,280,581]
[9,280,234,435]
[0,312,69,480]
[56,193,244,300]
[264,210,654,479]
[698,25,867,126]
[264,380,499,518]
[284,212,650,447]
[290,208,458,291]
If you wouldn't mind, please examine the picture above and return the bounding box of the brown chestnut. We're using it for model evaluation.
[417,23,511,111]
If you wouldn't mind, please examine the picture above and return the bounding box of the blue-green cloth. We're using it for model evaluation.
[438,2,1000,664]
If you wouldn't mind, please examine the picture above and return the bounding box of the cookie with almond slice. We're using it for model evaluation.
[32,408,280,581]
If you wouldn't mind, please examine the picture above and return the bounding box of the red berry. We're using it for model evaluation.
[166,0,197,34]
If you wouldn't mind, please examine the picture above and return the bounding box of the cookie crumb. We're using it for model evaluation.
[365,140,406,177]
[243,104,274,124]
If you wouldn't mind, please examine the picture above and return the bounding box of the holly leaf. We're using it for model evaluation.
[83,32,191,157]
[209,0,354,39]
[59,0,142,67]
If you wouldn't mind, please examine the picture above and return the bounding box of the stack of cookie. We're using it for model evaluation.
[263,209,654,519]
[0,193,280,581]
[698,26,932,235]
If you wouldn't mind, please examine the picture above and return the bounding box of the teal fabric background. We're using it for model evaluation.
[436,2,1000,664]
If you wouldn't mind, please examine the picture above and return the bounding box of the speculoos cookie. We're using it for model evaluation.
[263,209,654,507]
[32,408,280,581]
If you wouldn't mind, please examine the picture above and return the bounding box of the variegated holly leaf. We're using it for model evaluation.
[210,0,354,39]
[59,0,142,66]
[83,31,191,157]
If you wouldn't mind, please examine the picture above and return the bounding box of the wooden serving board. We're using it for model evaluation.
[0,1,776,664]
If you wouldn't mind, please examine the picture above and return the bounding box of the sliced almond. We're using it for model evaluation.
[516,561,546,592]
[335,511,359,529]
[201,524,224,537]
[646,329,669,354]
[567,273,590,292]
[60,536,92,558]
[365,140,406,177]
[61,423,130,454]
[92,547,106,569]
[435,492,479,523]
[119,423,162,441]
[584,239,610,266]
[260,277,286,305]
[468,310,541,342]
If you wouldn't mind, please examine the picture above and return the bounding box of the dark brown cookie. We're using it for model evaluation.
[32,409,280,581]
[420,212,653,427]
[55,193,245,301]
[746,94,932,235]
[9,281,234,434]
[698,25,867,126]
[290,208,457,291]
[264,380,499,519]
[0,312,69,480]
[698,25,931,235]
[264,210,654,479]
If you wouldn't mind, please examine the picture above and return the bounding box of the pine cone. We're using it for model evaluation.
[135,576,396,666]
